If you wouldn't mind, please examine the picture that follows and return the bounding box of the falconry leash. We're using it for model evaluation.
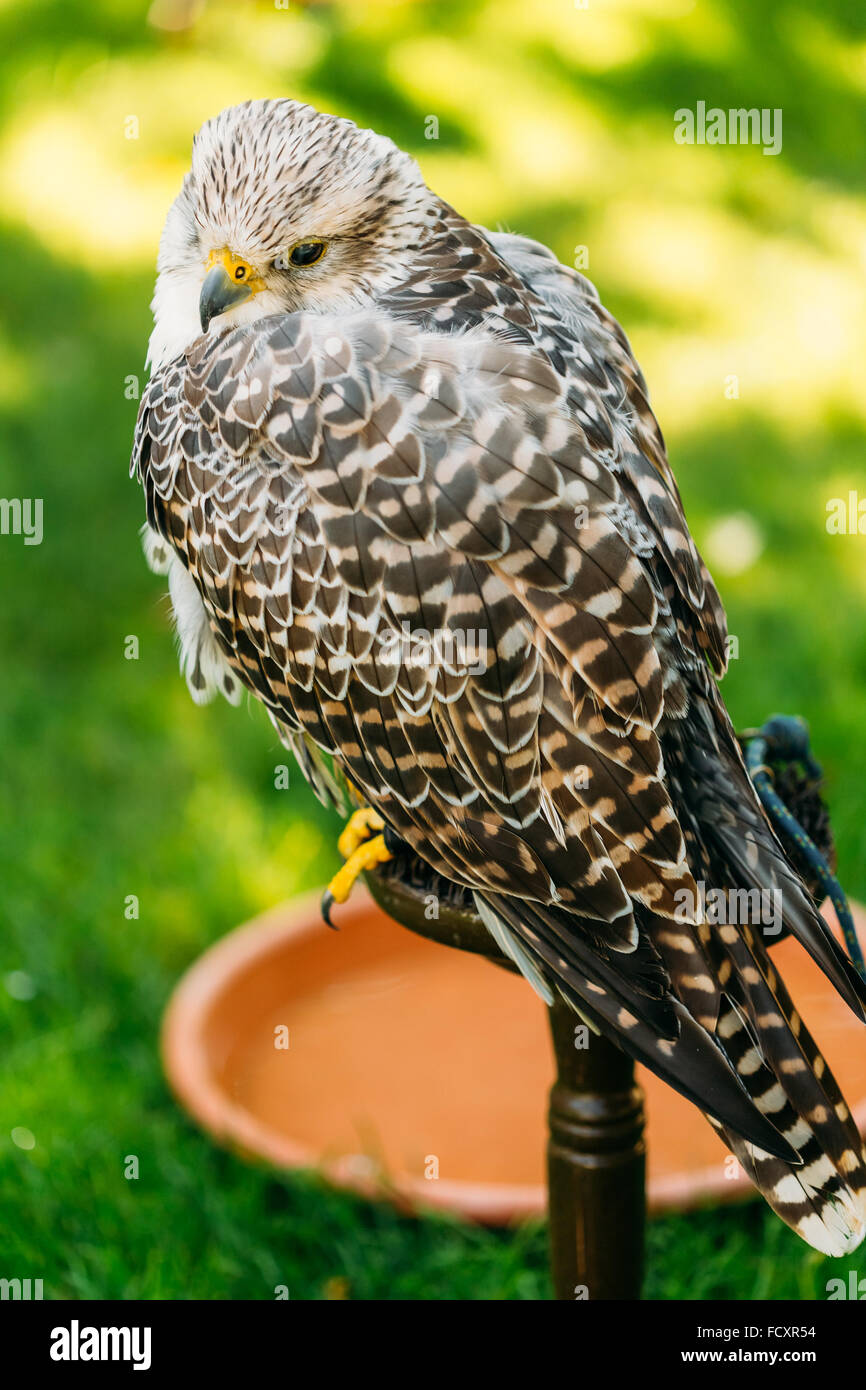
[744,714,866,982]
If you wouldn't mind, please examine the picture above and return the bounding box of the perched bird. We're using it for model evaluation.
[133,98,866,1255]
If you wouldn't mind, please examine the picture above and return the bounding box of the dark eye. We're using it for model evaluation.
[286,240,326,268]
[234,265,246,280]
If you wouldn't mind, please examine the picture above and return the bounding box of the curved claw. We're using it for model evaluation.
[321,832,393,929]
[320,890,340,930]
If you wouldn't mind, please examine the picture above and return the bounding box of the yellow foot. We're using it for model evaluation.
[337,807,385,859]
[322,828,392,927]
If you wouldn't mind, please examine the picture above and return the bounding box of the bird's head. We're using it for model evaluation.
[148,98,436,370]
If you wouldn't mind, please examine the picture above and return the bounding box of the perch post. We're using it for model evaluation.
[364,868,647,1300]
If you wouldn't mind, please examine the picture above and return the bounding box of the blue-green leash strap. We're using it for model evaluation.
[743,715,865,982]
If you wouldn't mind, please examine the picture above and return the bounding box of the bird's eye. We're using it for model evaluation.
[234,265,246,281]
[277,240,327,270]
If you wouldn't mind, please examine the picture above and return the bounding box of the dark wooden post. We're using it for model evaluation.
[547,997,645,1299]
[364,869,646,1299]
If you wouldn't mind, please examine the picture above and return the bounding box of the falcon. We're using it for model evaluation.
[133,98,866,1256]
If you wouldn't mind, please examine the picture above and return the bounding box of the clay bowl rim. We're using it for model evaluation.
[161,887,546,1224]
[161,888,866,1225]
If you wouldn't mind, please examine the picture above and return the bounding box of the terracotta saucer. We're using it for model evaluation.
[162,890,866,1224]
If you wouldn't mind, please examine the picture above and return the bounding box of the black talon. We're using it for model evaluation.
[320,891,339,930]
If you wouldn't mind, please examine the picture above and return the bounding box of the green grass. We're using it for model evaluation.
[1,0,865,1299]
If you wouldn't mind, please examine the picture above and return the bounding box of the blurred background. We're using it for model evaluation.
[1,0,865,1299]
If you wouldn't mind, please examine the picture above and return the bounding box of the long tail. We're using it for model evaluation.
[702,926,866,1256]
[652,880,866,1254]
[485,882,866,1255]
[658,697,866,1254]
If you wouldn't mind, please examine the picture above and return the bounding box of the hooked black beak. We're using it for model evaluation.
[199,264,253,332]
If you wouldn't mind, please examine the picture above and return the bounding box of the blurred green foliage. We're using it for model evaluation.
[0,0,864,1299]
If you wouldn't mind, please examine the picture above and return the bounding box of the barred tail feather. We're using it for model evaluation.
[481,888,866,1255]
[655,700,866,1252]
[702,931,866,1256]
[481,893,801,1163]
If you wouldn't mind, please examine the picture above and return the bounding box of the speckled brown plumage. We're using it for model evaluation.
[133,99,866,1255]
